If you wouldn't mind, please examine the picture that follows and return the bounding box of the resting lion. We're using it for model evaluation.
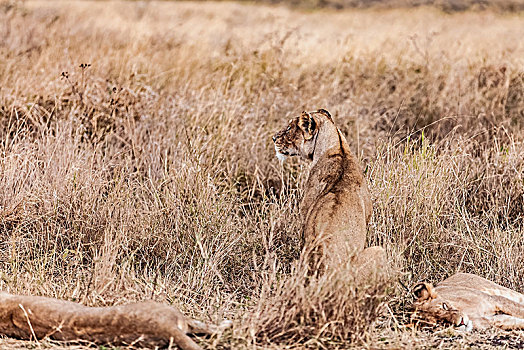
[272,109,385,276]
[412,273,524,331]
[0,292,231,349]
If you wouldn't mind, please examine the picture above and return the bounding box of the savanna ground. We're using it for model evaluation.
[0,0,523,348]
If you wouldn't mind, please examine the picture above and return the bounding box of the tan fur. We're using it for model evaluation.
[272,109,385,275]
[0,292,231,349]
[412,273,524,331]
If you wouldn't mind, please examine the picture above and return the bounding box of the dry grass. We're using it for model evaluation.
[0,0,523,348]
[263,0,524,12]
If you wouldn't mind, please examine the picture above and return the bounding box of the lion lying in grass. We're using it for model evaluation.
[412,273,524,331]
[0,292,231,349]
[272,109,385,278]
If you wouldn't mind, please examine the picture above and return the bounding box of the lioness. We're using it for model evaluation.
[412,273,524,331]
[0,292,231,349]
[272,109,385,276]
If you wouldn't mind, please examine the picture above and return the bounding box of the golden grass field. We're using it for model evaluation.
[0,0,523,348]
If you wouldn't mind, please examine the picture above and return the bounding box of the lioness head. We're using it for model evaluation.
[272,109,332,162]
[411,282,473,331]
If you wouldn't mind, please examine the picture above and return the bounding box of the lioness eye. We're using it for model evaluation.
[442,303,449,310]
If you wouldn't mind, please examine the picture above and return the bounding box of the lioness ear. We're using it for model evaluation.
[317,108,333,122]
[413,282,437,301]
[298,111,317,140]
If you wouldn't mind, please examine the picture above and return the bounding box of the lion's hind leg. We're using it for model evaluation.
[351,246,388,285]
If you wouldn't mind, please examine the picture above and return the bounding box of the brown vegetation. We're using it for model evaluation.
[0,0,523,348]
[261,0,524,12]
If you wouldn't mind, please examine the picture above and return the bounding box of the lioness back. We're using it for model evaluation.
[439,273,524,304]
[301,137,371,265]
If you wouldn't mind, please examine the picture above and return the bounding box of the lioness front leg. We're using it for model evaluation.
[492,295,524,319]
[491,315,524,330]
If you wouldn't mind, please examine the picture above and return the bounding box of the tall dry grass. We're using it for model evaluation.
[0,1,523,348]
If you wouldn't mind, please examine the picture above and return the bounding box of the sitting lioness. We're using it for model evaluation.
[272,109,385,277]
[0,292,231,349]
[412,273,524,331]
